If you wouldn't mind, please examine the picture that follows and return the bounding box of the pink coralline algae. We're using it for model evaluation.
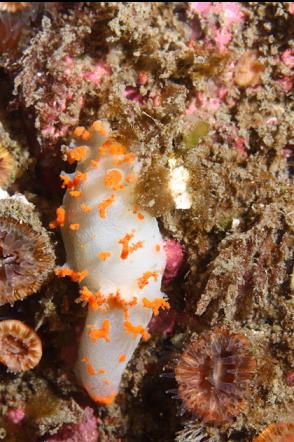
[281,49,294,69]
[6,407,25,424]
[287,370,294,386]
[190,2,244,52]
[123,84,161,107]
[44,407,99,442]
[163,239,184,285]
[41,57,111,141]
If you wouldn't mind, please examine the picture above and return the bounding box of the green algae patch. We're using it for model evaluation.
[183,121,209,149]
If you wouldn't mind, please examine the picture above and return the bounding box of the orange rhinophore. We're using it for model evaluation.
[55,267,88,283]
[73,126,91,141]
[91,120,108,137]
[118,232,143,259]
[49,207,66,229]
[67,146,89,165]
[124,319,150,341]
[104,169,125,191]
[87,320,111,342]
[98,194,116,218]
[142,297,170,316]
[98,251,112,261]
[137,271,159,289]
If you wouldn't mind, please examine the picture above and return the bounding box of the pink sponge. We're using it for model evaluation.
[44,407,99,442]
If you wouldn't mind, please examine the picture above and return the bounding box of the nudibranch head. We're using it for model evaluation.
[54,120,168,404]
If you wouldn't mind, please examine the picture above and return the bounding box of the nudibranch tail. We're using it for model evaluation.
[54,121,167,403]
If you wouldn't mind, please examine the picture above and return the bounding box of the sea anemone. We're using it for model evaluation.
[175,421,217,442]
[0,319,42,372]
[0,192,55,305]
[175,329,256,424]
[253,423,294,441]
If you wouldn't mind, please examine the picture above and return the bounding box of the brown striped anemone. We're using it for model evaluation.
[253,423,294,442]
[0,319,42,372]
[175,328,256,424]
[0,212,55,305]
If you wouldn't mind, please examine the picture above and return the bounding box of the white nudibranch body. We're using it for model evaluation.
[52,121,168,405]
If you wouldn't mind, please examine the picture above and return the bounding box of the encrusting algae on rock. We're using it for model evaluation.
[52,120,169,404]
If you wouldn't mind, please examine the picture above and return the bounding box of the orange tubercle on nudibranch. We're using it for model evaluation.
[142,297,170,316]
[49,207,65,229]
[98,251,111,261]
[87,320,111,343]
[253,423,294,442]
[81,357,97,376]
[69,190,82,198]
[55,267,88,283]
[61,171,87,191]
[119,232,144,259]
[118,354,126,363]
[98,194,116,218]
[66,146,89,165]
[175,328,256,424]
[0,320,42,372]
[137,271,158,289]
[91,120,109,137]
[104,169,125,191]
[80,203,92,213]
[124,319,150,341]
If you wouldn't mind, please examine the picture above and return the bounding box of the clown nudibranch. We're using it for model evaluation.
[52,121,168,405]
